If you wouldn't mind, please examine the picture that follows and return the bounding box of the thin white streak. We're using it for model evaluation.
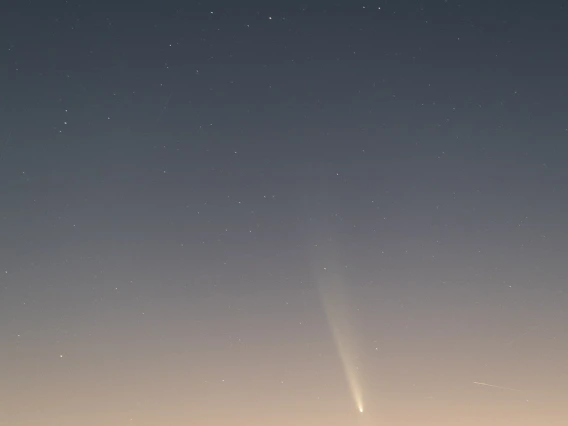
[473,381,523,393]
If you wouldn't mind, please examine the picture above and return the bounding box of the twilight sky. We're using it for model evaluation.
[1,1,568,425]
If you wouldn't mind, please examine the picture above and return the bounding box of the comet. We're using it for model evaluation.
[308,177,368,416]
[316,264,365,415]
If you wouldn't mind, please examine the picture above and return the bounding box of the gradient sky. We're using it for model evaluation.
[2,1,568,425]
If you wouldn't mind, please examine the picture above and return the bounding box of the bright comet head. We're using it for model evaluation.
[359,407,364,413]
